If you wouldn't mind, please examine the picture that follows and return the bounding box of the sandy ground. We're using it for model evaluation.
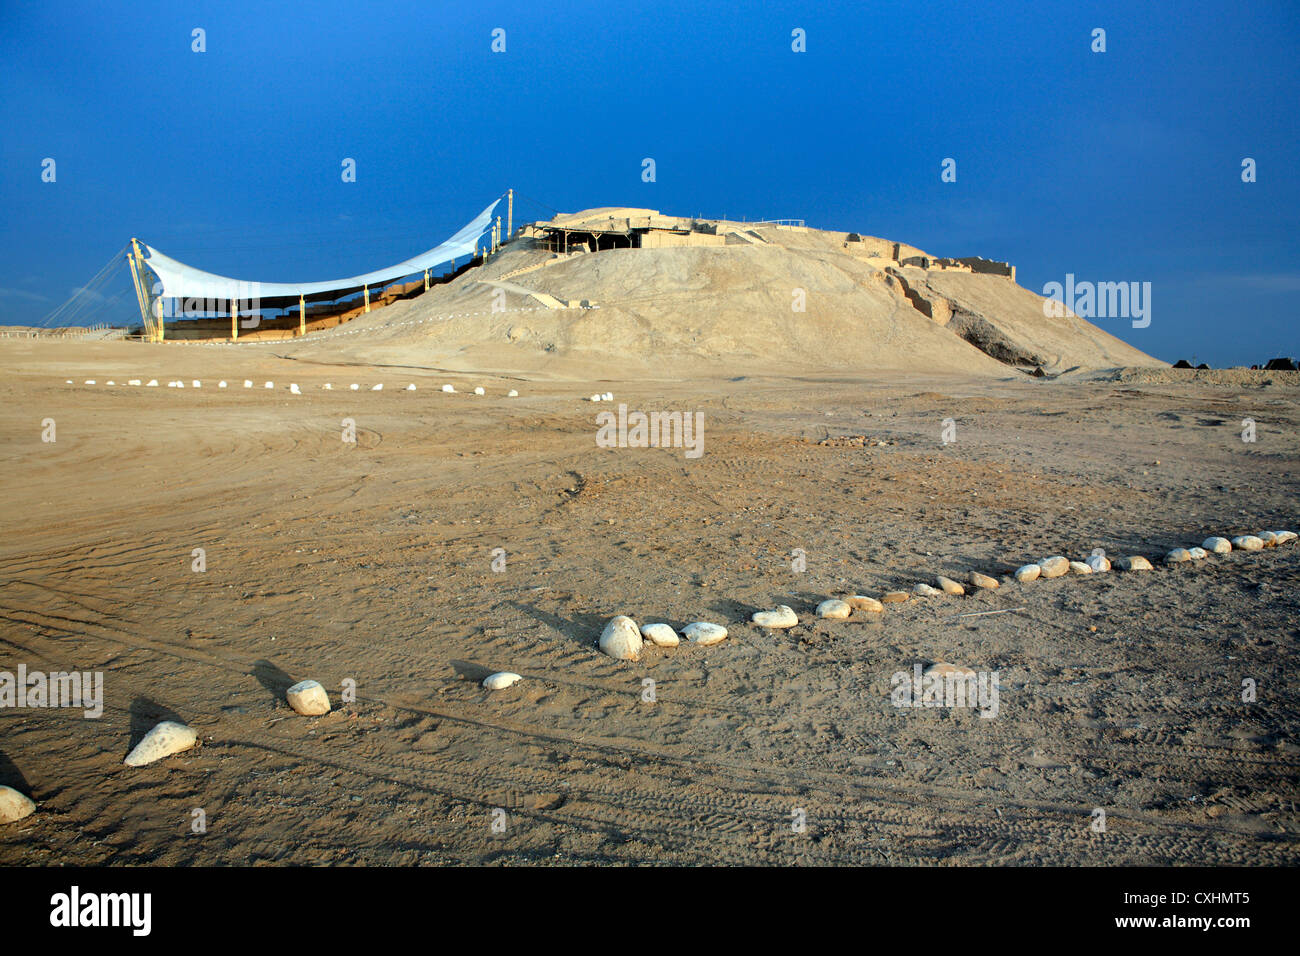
[1,338,1297,865]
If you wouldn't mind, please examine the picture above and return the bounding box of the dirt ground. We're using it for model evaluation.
[1,338,1297,865]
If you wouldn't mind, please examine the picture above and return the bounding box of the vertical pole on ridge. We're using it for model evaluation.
[507,189,513,240]
[299,293,306,336]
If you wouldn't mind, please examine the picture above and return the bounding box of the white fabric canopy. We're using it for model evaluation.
[141,198,501,301]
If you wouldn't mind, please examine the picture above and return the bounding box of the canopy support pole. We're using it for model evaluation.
[507,188,513,239]
[231,296,238,341]
[364,285,371,313]
[299,293,306,336]
[423,268,430,292]
[128,239,154,340]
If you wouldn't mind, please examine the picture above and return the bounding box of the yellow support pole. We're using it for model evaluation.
[156,298,165,342]
[507,188,513,239]
[129,239,154,340]
[231,295,238,341]
[299,293,306,336]
[364,284,371,313]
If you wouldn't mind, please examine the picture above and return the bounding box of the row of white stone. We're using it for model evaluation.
[66,378,518,397]
[581,528,1300,667]
[0,676,357,823]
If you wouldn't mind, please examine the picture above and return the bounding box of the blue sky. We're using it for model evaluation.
[1,0,1296,365]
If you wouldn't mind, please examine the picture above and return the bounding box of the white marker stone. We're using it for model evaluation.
[684,622,728,645]
[124,721,198,767]
[372,384,383,391]
[641,623,680,647]
[84,380,95,385]
[816,598,852,619]
[913,583,943,597]
[285,679,330,716]
[192,380,201,388]
[350,384,360,391]
[1118,556,1154,571]
[218,381,227,388]
[1203,536,1232,554]
[323,383,332,390]
[1165,548,1192,564]
[264,382,273,389]
[0,786,36,825]
[1231,535,1264,552]
[599,615,642,661]
[442,384,456,393]
[1015,564,1041,583]
[146,380,158,387]
[752,605,798,628]
[508,389,519,397]
[128,380,141,386]
[847,595,884,612]
[602,392,614,401]
[936,576,965,596]
[970,572,1000,590]
[1038,556,1069,578]
[243,380,252,388]
[1188,547,1208,559]
[474,386,485,395]
[1258,532,1278,547]
[406,384,416,391]
[1069,561,1093,574]
[1086,555,1110,575]
[483,672,523,690]
[1275,531,1297,545]
[289,384,301,394]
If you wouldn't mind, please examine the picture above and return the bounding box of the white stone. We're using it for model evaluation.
[406,384,416,391]
[684,622,728,645]
[323,383,332,390]
[970,572,999,590]
[128,380,141,386]
[1189,547,1208,559]
[847,595,884,612]
[442,384,456,393]
[1069,561,1092,574]
[106,381,115,386]
[243,380,252,388]
[474,386,485,395]
[1275,531,1298,545]
[124,721,198,767]
[192,380,201,388]
[1258,531,1278,547]
[264,382,274,389]
[817,599,852,619]
[483,672,523,690]
[1203,536,1232,554]
[642,623,680,647]
[1231,535,1264,552]
[913,583,942,597]
[924,662,976,680]
[350,384,360,391]
[1014,564,1041,583]
[289,384,301,394]
[1165,548,1192,564]
[372,384,383,391]
[508,389,519,397]
[1085,554,1110,572]
[146,380,158,387]
[1119,556,1154,571]
[936,576,965,596]
[590,394,601,402]
[602,392,614,401]
[599,615,642,661]
[1038,556,1069,578]
[84,380,95,385]
[752,605,798,628]
[286,679,330,716]
[218,381,227,388]
[0,785,36,825]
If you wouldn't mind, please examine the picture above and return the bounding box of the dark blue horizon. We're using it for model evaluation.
[1,0,1296,367]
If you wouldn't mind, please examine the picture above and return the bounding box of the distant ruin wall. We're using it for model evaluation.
[956,257,1016,281]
